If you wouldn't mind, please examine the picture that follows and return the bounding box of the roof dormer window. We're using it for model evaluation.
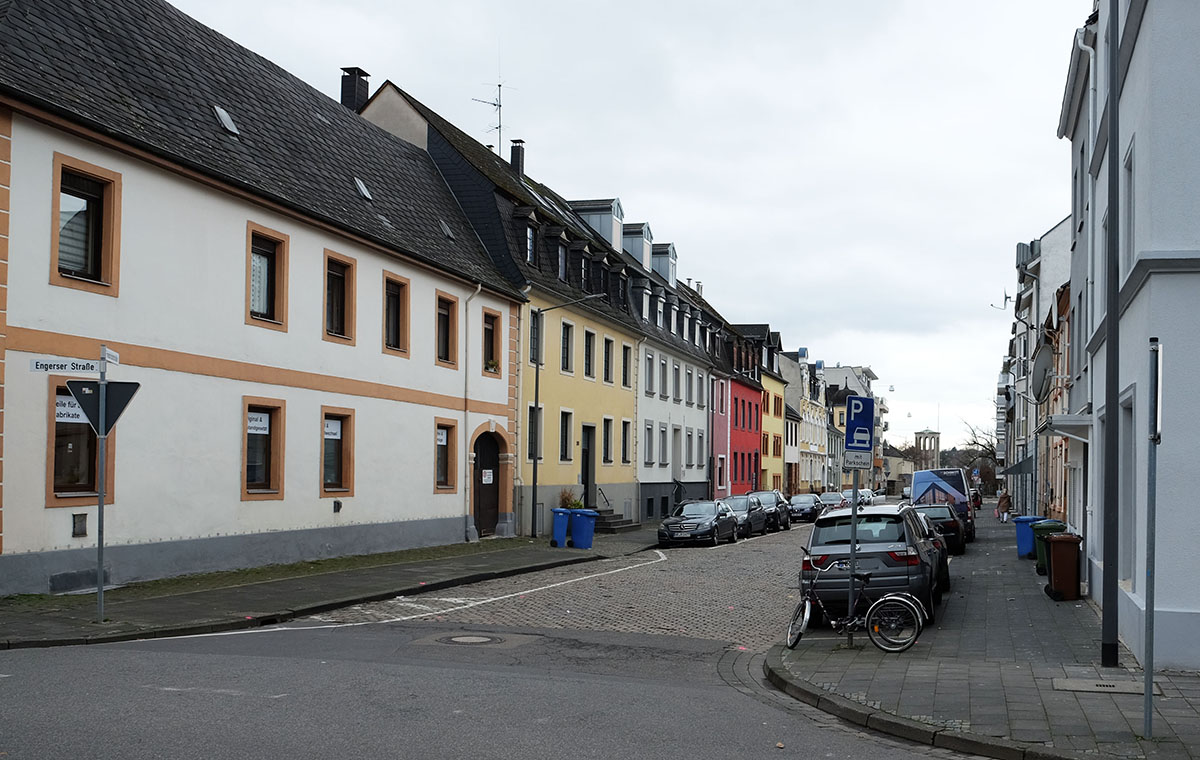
[557,244,568,281]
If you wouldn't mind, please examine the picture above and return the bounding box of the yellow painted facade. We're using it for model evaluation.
[760,373,787,492]
[520,293,639,508]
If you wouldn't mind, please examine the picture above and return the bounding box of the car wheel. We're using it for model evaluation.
[939,559,951,591]
[710,530,720,547]
[728,524,738,544]
[782,515,791,531]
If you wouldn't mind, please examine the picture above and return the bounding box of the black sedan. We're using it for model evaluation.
[912,504,967,555]
[788,493,821,522]
[750,490,791,531]
[724,494,768,538]
[658,501,739,547]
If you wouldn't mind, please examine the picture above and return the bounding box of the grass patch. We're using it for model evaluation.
[0,537,533,613]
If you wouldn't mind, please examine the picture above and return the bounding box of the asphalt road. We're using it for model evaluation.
[0,517,978,759]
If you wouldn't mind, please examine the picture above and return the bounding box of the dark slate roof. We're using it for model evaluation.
[785,404,802,420]
[0,0,522,299]
[394,83,714,366]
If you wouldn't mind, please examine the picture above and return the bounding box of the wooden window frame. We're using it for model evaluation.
[434,290,459,369]
[320,406,355,497]
[245,221,290,331]
[482,308,502,377]
[49,152,122,297]
[45,375,117,508]
[323,249,357,345]
[242,396,286,501]
[382,270,410,357]
[434,417,458,492]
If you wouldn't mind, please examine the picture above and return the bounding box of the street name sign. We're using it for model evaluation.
[65,380,141,437]
[844,394,875,470]
[30,356,102,373]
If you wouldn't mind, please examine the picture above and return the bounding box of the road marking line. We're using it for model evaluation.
[152,551,669,640]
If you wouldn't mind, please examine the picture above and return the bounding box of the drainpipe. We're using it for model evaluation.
[1075,24,1097,597]
[463,282,482,542]
[1076,27,1098,343]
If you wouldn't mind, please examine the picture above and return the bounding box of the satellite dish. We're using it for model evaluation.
[1030,345,1053,403]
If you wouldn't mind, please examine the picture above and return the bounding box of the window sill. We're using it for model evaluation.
[55,490,99,498]
[251,314,284,326]
[246,488,280,495]
[384,345,410,357]
[57,271,109,287]
[435,484,456,491]
[325,330,354,343]
[322,487,350,494]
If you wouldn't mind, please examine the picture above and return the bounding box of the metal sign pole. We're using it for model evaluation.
[1144,338,1162,737]
[96,346,109,622]
[847,468,859,647]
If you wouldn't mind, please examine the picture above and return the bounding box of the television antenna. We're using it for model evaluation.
[990,289,1012,310]
[472,82,504,155]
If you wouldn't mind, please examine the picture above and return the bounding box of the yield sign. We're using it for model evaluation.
[66,381,140,437]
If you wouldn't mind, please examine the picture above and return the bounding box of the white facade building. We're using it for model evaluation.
[0,2,522,594]
[1052,0,1200,668]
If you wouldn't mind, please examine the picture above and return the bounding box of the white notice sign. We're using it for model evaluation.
[481,469,493,484]
[102,347,120,365]
[436,429,447,445]
[324,418,342,439]
[55,394,88,424]
[247,411,270,435]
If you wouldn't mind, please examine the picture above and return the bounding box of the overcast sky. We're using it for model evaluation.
[171,0,1090,448]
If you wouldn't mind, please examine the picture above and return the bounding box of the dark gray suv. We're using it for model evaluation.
[803,504,942,622]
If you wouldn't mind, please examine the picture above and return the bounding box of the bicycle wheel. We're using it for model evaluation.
[785,599,811,649]
[865,597,921,653]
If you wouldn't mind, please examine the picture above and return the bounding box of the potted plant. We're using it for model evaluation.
[485,359,500,373]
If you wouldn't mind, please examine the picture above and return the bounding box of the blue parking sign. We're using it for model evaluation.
[844,395,874,469]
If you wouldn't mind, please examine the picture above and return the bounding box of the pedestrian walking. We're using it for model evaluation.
[997,488,1012,523]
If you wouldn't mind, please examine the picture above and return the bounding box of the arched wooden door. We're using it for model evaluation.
[473,433,500,536]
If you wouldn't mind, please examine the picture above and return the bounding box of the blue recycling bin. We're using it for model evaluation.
[568,509,600,550]
[550,508,571,548]
[1013,516,1045,559]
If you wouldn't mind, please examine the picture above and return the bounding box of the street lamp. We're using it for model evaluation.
[529,292,604,537]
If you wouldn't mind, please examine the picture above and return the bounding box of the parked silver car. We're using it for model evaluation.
[803,504,942,622]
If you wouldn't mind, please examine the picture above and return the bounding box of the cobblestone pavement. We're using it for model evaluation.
[306,525,814,651]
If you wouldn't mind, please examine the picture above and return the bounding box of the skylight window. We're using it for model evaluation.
[354,177,373,201]
[212,105,239,135]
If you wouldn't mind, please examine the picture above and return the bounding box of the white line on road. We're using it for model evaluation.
[154,550,670,640]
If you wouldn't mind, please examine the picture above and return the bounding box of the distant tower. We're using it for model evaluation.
[914,429,941,471]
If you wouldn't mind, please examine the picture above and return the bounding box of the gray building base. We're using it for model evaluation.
[640,480,708,521]
[0,517,463,597]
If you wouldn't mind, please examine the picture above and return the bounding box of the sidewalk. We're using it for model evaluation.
[0,526,660,650]
[764,511,1200,760]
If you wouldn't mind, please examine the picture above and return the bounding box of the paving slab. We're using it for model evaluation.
[763,509,1200,759]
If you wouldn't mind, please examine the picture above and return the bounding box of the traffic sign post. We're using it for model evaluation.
[843,395,875,647]
[62,346,139,622]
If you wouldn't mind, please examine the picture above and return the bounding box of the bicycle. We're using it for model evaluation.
[785,548,926,653]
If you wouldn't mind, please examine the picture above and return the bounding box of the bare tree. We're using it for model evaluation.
[962,420,999,465]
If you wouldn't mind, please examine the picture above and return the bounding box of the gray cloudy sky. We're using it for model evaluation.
[171,0,1090,448]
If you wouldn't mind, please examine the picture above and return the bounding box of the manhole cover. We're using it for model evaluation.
[437,635,504,646]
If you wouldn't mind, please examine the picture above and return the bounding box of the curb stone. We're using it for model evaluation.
[762,644,1106,760]
[934,731,1027,760]
[865,712,941,744]
[0,554,602,650]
